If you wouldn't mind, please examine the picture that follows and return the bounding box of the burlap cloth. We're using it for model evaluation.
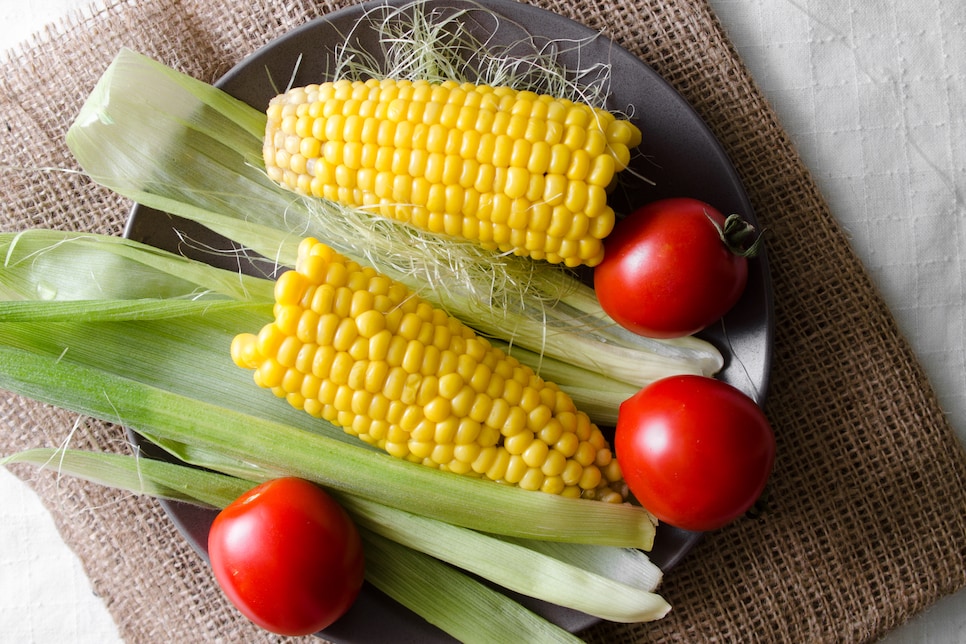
[1,0,964,641]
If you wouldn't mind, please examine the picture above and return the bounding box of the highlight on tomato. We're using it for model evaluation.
[207,477,365,637]
[615,375,775,532]
[594,197,762,339]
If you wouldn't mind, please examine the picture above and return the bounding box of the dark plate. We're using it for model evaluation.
[125,0,773,641]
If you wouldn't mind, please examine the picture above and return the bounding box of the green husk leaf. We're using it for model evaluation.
[0,307,656,549]
[0,298,269,323]
[340,494,670,622]
[0,230,272,303]
[361,530,584,644]
[499,537,663,593]
[1,447,250,508]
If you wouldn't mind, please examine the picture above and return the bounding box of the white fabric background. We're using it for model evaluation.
[0,0,963,641]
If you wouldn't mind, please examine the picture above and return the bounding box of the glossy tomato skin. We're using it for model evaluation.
[594,197,750,338]
[615,375,775,531]
[208,477,365,636]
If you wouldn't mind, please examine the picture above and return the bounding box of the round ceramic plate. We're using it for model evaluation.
[126,0,773,641]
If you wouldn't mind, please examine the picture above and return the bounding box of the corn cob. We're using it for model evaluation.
[231,237,626,502]
[262,78,642,267]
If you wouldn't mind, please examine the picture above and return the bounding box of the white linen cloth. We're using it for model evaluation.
[0,0,962,641]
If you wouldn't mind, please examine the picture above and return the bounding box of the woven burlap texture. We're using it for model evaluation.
[1,0,964,642]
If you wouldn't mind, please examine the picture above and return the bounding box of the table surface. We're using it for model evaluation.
[1,1,963,642]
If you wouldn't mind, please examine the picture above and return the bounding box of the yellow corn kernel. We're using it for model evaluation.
[230,333,260,370]
[541,449,568,477]
[537,418,564,446]
[368,389,390,419]
[485,449,511,481]
[561,460,584,486]
[471,445,498,473]
[445,459,474,475]
[453,442,482,465]
[527,404,553,432]
[503,454,528,484]
[602,460,624,486]
[541,475,565,495]
[408,440,435,460]
[449,385,477,419]
[264,79,641,267]
[555,431,579,458]
[606,119,642,147]
[578,465,603,491]
[385,440,409,459]
[504,430,534,455]
[518,468,545,492]
[522,439,549,469]
[231,237,627,501]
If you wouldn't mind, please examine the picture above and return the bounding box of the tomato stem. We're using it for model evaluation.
[708,212,764,258]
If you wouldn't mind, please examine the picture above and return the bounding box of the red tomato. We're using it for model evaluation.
[208,477,365,636]
[615,375,775,531]
[594,197,761,338]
